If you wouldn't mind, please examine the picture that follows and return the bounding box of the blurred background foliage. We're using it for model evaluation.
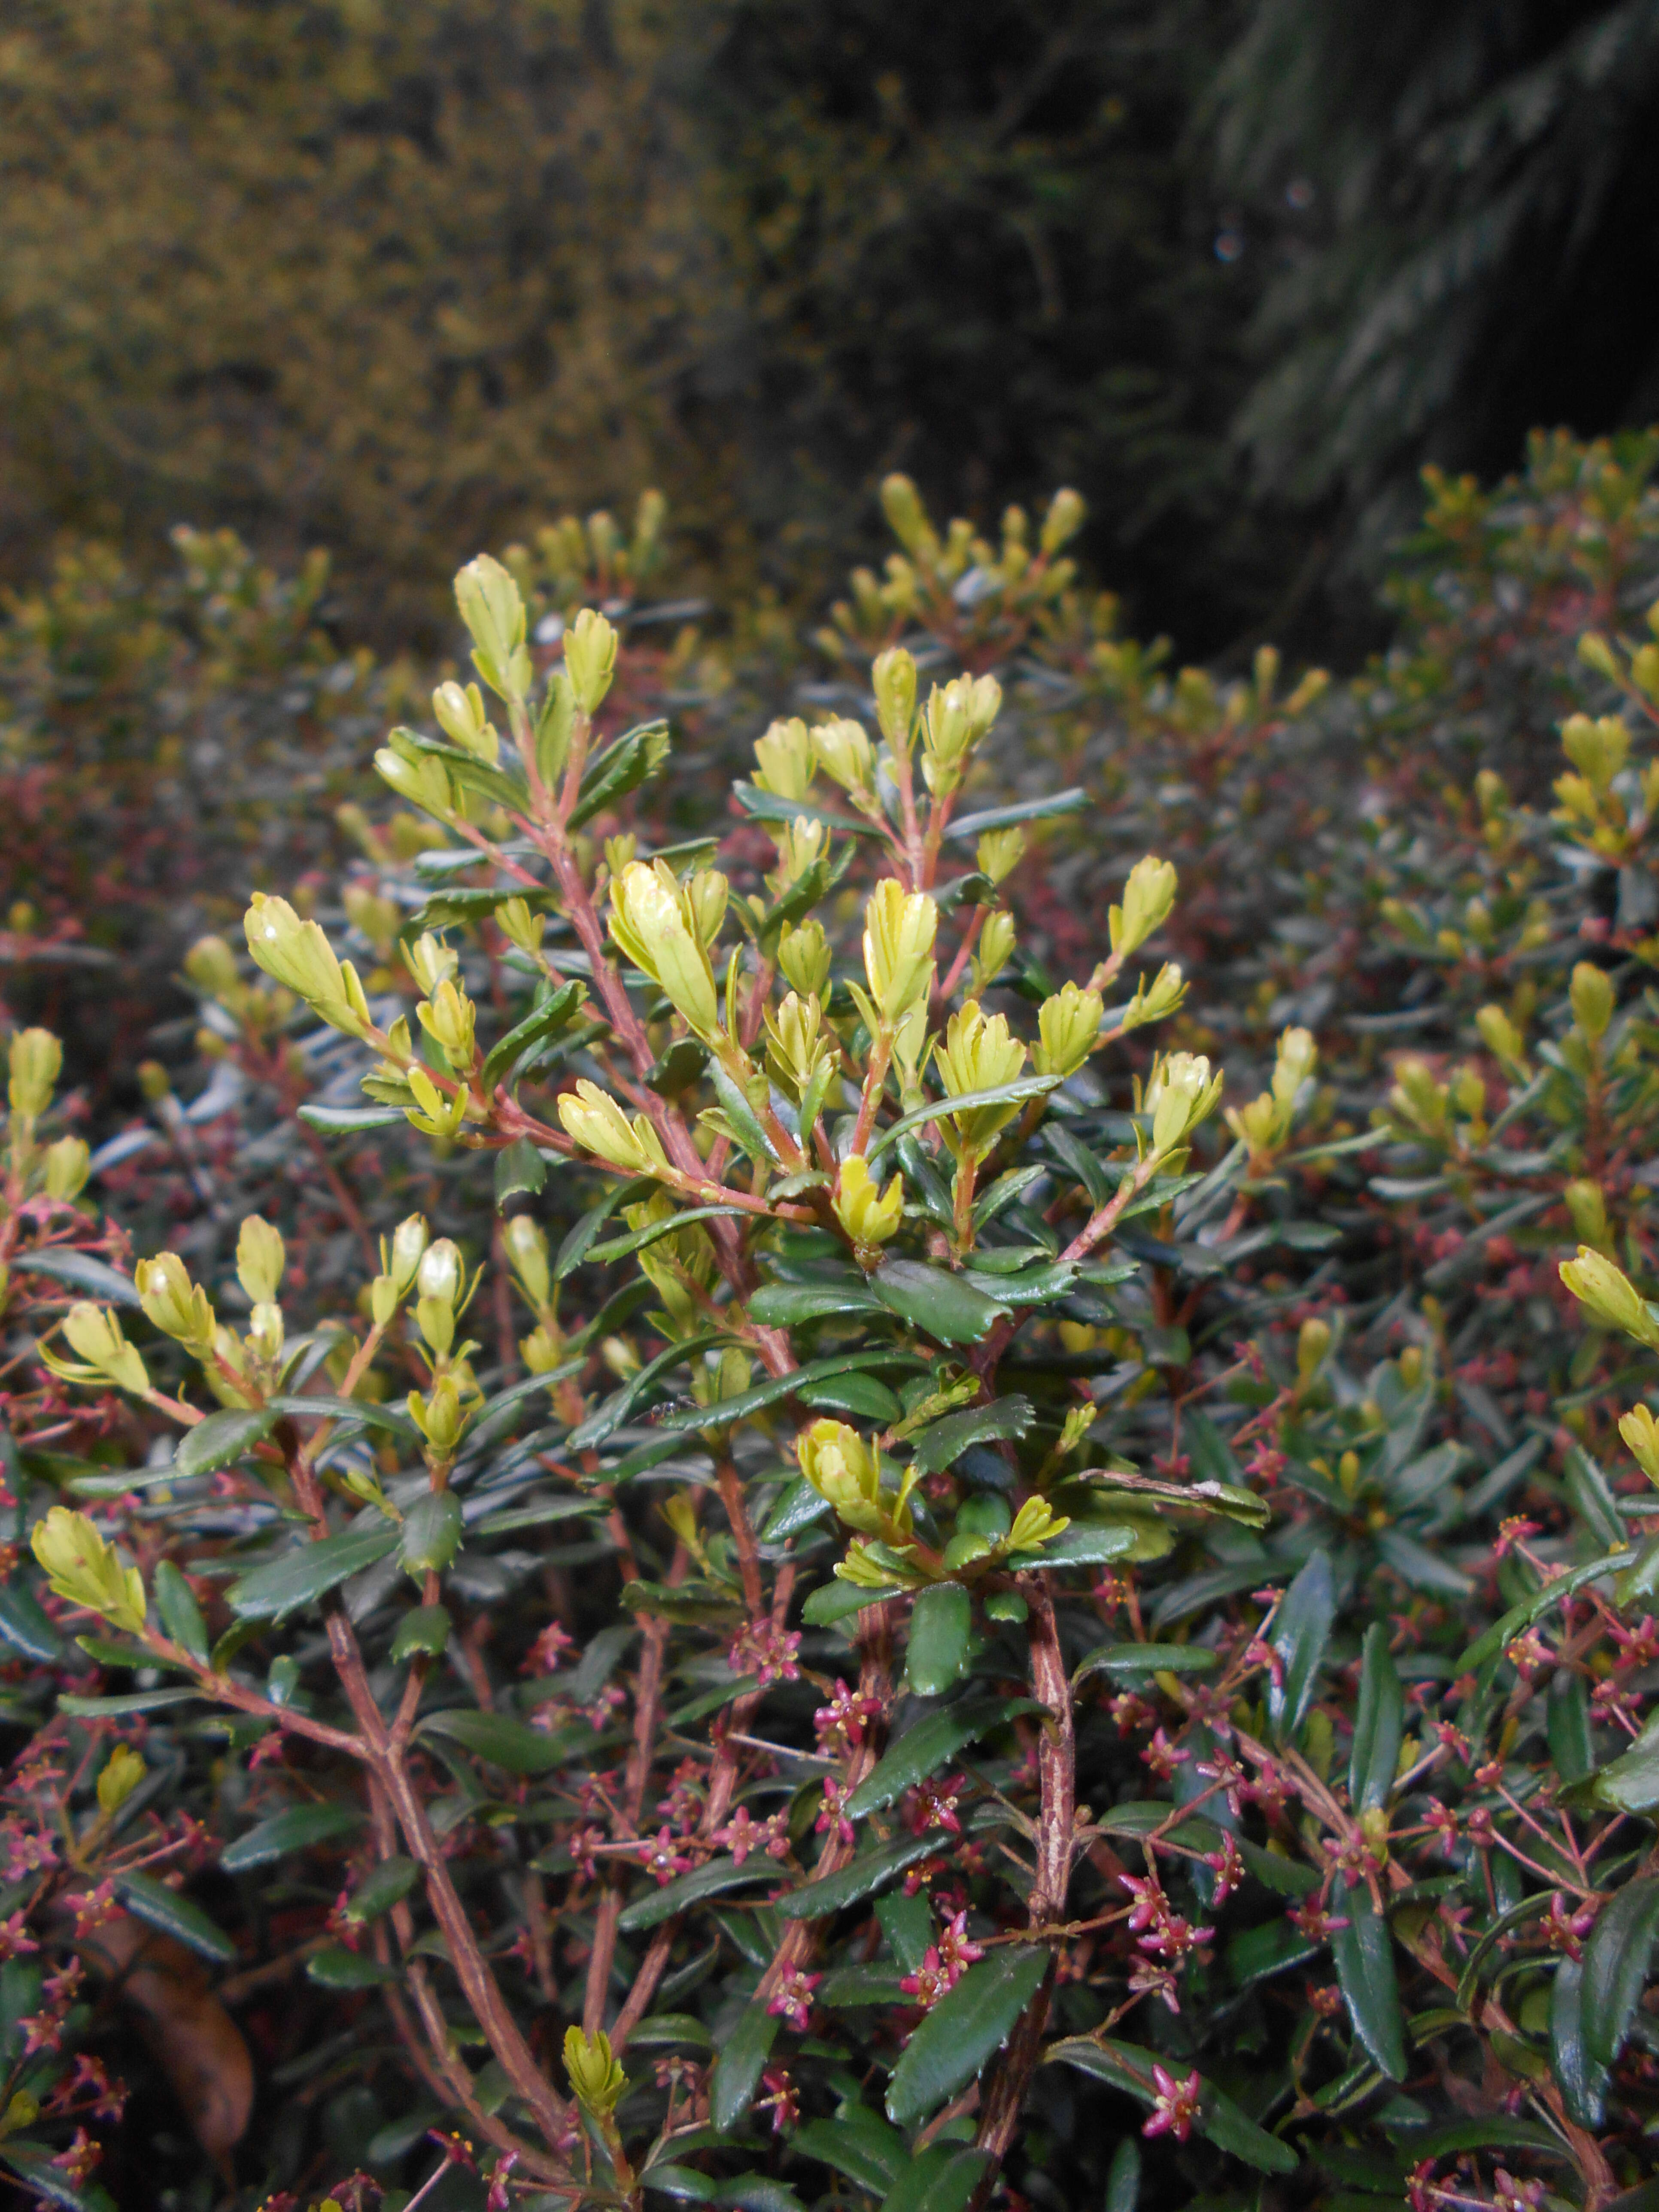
[6,0,1656,661]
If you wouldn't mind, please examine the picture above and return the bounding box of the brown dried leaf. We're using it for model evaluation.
[78,1914,253,2159]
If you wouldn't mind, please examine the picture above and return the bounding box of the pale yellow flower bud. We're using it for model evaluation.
[609,863,721,1039]
[973,911,1018,991]
[685,869,729,951]
[1620,1403,1659,1486]
[417,978,478,1067]
[1565,1180,1610,1250]
[1121,961,1185,1033]
[183,936,240,1000]
[374,747,455,817]
[558,1079,656,1172]
[563,607,619,714]
[814,716,874,793]
[43,1136,90,1202]
[764,992,833,1103]
[1560,1246,1659,1346]
[136,1253,216,1352]
[564,2027,627,2118]
[796,1419,884,1533]
[456,554,531,699]
[1033,981,1103,1079]
[1476,1004,1527,1068]
[872,648,918,755]
[243,895,357,1027]
[1109,856,1178,957]
[496,897,543,954]
[1560,713,1628,790]
[416,1238,465,1310]
[432,679,496,761]
[753,717,817,802]
[1571,962,1614,1042]
[387,1215,430,1297]
[1147,1051,1223,1157]
[833,1155,905,1252]
[863,879,938,1028]
[8,1028,61,1119]
[935,1000,1027,1157]
[920,675,1001,793]
[503,1215,550,1310]
[778,920,832,1002]
[236,1216,286,1306]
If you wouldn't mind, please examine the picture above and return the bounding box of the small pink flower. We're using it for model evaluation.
[524,1623,574,1675]
[1194,1754,1248,1817]
[1142,2065,1201,2143]
[1118,1872,1165,1934]
[813,1679,883,1751]
[638,1828,691,1886]
[1127,1960,1180,2013]
[1203,1836,1245,1904]
[759,2067,799,2133]
[0,1910,39,1959]
[905,1774,965,1835]
[1108,1692,1155,1736]
[816,1778,854,1846]
[1287,1898,1349,1941]
[935,1911,984,1977]
[728,1620,803,1686]
[1140,1729,1189,1780]
[767,1969,820,2031]
[52,2130,100,2187]
[900,1951,952,2008]
[1493,1516,1540,1559]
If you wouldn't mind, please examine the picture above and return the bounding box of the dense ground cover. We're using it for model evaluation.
[3,434,1659,2212]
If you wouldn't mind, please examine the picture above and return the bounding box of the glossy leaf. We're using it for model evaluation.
[1073,1641,1217,1683]
[870,1260,1011,1346]
[795,1372,903,1422]
[878,2148,991,2212]
[885,1949,1047,2124]
[909,1398,1033,1475]
[0,1581,62,1662]
[152,1559,209,1663]
[227,1524,400,1620]
[345,1857,420,1923]
[845,1697,1019,1818]
[1582,1875,1659,2074]
[1349,1623,1404,1813]
[620,1855,781,1932]
[906,1583,972,1696]
[775,1832,946,1919]
[790,2112,904,2196]
[480,981,584,1091]
[115,1872,237,1963]
[174,1407,279,1479]
[1551,1958,1607,2128]
[747,1279,882,1327]
[1547,1670,1593,1785]
[1269,1549,1334,1743]
[1043,2038,1296,2175]
[417,1707,570,1773]
[308,1947,399,1990]
[1330,1878,1406,2079]
[709,2000,780,2131]
[1587,1710,1659,1814]
[222,1802,363,1872]
[10,1249,142,1307]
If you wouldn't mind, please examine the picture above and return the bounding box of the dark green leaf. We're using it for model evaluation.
[885,1949,1047,2124]
[1551,1958,1606,2128]
[871,1260,1010,1346]
[732,783,869,836]
[797,1372,903,1422]
[1330,1878,1406,2080]
[1269,1549,1334,1743]
[1547,1671,1593,1785]
[9,1249,141,1307]
[1006,1522,1137,1569]
[877,2148,991,2212]
[619,1855,782,1932]
[345,1857,420,1923]
[59,1686,203,1717]
[846,1697,1020,1819]
[565,1328,729,1449]
[267,1393,419,1439]
[115,1872,237,1963]
[1459,1547,1636,1671]
[174,1406,279,1478]
[307,1946,398,1990]
[399,1492,463,1575]
[909,1398,1033,1475]
[569,718,672,829]
[472,1495,602,1537]
[710,2000,780,2132]
[417,1707,568,1772]
[1587,1711,1659,1814]
[760,1478,832,1542]
[865,1080,1060,1166]
[801,1579,901,1627]
[946,789,1087,838]
[480,981,585,1091]
[0,2148,106,2212]
[1582,1875,1659,2073]
[1104,2140,1140,2212]
[1376,1528,1472,1597]
[227,1523,400,1620]
[1349,1624,1404,1813]
[1563,1440,1627,1550]
[152,1559,209,1663]
[391,1604,452,1661]
[556,1175,653,1279]
[0,1581,62,1662]
[775,1831,944,1919]
[222,1802,363,1872]
[494,1137,547,1203]
[748,1279,881,1327]
[651,1350,926,1438]
[906,1584,971,1697]
[1073,1641,1217,1683]
[791,2112,904,2195]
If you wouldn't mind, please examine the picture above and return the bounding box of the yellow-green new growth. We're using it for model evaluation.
[1110,855,1178,958]
[1560,1246,1659,1347]
[563,2026,627,2117]
[833,1155,905,1254]
[32,1507,146,1636]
